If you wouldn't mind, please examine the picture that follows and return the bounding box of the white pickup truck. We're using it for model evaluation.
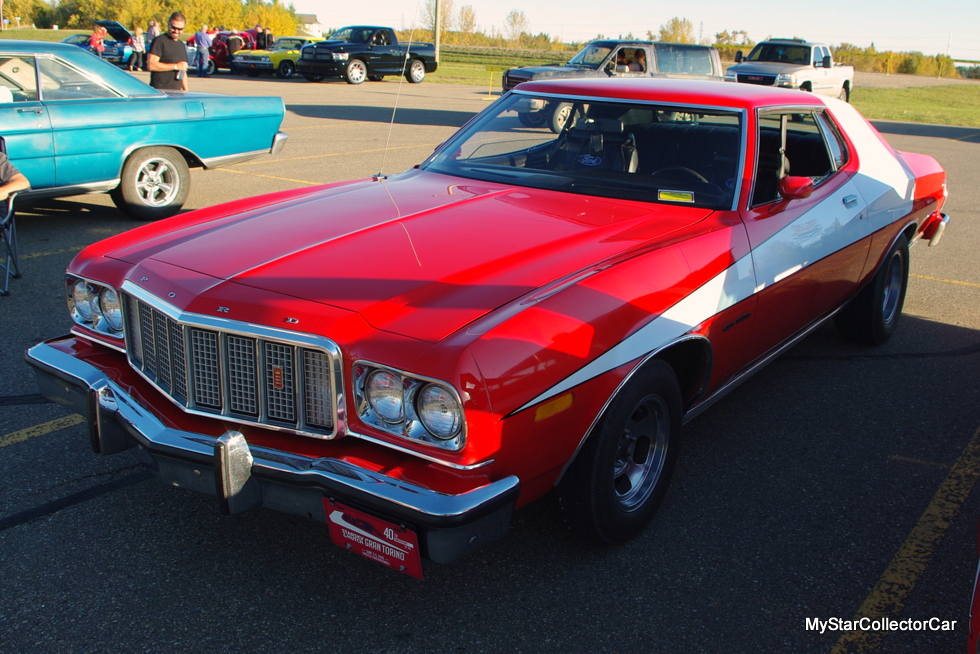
[725,39,854,101]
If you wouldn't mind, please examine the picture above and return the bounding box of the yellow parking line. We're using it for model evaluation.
[831,425,980,652]
[217,169,321,185]
[911,273,980,290]
[0,415,84,449]
[234,142,441,166]
[21,245,84,261]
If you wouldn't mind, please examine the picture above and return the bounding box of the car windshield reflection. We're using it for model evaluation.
[423,93,743,210]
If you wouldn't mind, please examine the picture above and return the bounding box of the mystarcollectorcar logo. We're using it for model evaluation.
[805,616,958,634]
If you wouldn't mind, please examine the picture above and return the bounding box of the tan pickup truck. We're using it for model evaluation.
[725,39,854,101]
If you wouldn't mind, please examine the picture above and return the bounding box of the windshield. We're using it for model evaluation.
[746,43,811,65]
[329,27,375,43]
[422,93,742,210]
[272,38,306,50]
[567,45,612,68]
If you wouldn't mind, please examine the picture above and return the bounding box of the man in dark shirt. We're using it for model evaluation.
[147,11,189,91]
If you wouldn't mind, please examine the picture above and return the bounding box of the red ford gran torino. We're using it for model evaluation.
[26,79,949,578]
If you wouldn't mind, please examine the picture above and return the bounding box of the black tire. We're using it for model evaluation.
[835,234,909,345]
[302,74,323,83]
[205,59,216,76]
[406,59,425,83]
[368,75,384,82]
[517,111,548,128]
[245,69,259,78]
[549,102,573,133]
[837,85,849,102]
[344,59,367,84]
[110,147,189,221]
[276,60,296,78]
[557,361,681,544]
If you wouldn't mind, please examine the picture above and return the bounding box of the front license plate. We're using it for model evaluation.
[325,500,424,579]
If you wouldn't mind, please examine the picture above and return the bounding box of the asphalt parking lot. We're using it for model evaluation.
[1,74,979,653]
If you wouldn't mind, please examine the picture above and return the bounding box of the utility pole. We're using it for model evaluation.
[433,0,441,62]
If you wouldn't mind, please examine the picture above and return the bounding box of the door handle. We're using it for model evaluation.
[842,194,859,209]
[17,108,43,115]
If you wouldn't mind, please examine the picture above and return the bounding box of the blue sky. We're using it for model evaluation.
[292,0,980,62]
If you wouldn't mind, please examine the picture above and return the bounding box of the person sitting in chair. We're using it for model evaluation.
[0,149,30,201]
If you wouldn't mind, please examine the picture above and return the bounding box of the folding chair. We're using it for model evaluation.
[0,135,21,295]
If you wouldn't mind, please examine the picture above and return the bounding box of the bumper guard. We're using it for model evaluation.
[25,340,519,564]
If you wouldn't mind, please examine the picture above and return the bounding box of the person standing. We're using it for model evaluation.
[147,20,160,42]
[193,24,213,77]
[88,25,105,56]
[226,32,244,75]
[147,12,189,91]
[128,26,146,71]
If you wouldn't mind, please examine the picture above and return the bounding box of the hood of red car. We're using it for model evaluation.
[111,170,711,342]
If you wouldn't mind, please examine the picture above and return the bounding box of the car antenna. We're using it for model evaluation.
[375,1,423,182]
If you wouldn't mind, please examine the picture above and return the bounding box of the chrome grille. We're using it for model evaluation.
[265,342,295,423]
[737,74,776,86]
[122,288,339,438]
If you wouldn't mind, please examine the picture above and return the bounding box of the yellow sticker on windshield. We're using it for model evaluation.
[658,190,695,203]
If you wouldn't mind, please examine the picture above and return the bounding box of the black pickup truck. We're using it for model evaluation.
[503,40,723,131]
[296,26,438,84]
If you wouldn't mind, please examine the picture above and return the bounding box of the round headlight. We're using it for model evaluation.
[70,280,95,323]
[100,287,123,332]
[417,384,462,440]
[366,370,404,423]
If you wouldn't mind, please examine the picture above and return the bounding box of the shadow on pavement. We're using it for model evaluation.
[871,120,980,143]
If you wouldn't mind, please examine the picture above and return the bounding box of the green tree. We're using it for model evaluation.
[655,17,695,43]
[504,8,528,45]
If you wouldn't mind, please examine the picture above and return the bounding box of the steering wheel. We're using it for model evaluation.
[650,166,710,184]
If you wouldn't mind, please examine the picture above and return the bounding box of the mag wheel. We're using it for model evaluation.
[344,59,367,84]
[557,361,680,544]
[406,59,425,83]
[110,147,189,221]
[549,102,573,133]
[835,234,909,345]
[277,60,296,78]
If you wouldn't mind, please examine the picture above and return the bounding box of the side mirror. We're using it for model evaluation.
[822,54,833,68]
[779,175,814,200]
[769,176,814,214]
[734,51,743,63]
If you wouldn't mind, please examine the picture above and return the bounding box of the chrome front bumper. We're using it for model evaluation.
[25,339,519,564]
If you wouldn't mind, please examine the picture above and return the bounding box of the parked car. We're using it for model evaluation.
[233,36,325,78]
[0,40,287,219]
[59,34,91,48]
[26,78,949,578]
[186,30,257,75]
[725,38,854,101]
[59,21,134,67]
[296,26,437,84]
[505,40,725,132]
[95,20,135,67]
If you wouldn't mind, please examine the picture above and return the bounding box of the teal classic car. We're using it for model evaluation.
[0,40,287,220]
